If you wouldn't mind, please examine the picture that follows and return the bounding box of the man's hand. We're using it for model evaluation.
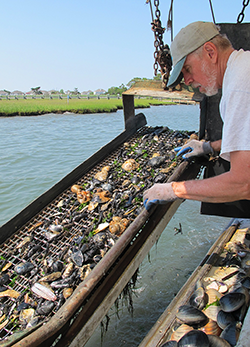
[175,139,214,159]
[143,183,178,211]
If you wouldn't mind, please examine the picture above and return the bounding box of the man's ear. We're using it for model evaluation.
[203,42,218,63]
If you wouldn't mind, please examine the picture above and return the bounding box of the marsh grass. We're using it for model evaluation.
[0,98,176,117]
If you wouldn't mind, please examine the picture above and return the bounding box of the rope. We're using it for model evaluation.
[167,0,174,42]
[209,0,216,24]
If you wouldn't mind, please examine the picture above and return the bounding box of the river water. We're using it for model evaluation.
[0,105,231,346]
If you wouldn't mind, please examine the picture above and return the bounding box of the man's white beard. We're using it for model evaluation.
[201,61,218,96]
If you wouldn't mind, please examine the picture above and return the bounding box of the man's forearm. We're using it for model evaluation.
[172,171,250,203]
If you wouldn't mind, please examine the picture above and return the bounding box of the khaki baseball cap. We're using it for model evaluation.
[167,21,220,88]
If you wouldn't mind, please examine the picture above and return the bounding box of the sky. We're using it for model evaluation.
[0,0,249,93]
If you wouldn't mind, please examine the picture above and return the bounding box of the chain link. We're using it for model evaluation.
[237,0,250,23]
[147,0,172,88]
[152,0,165,76]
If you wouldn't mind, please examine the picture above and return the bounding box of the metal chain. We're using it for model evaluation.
[152,0,165,76]
[146,0,172,88]
[237,0,250,23]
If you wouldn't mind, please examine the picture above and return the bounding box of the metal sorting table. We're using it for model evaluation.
[0,83,201,346]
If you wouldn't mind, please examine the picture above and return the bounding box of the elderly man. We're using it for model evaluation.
[143,21,250,211]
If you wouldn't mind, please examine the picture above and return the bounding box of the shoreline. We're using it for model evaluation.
[0,98,196,118]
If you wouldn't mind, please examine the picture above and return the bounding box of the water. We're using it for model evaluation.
[0,105,231,346]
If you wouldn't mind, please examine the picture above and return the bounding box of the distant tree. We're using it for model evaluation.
[59,89,65,94]
[107,84,127,95]
[50,90,59,94]
[71,88,80,95]
[31,86,42,95]
[153,73,162,81]
[3,89,10,95]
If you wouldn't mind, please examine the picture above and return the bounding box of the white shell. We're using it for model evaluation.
[31,282,57,301]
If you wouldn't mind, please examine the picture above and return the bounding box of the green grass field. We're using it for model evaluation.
[0,97,177,117]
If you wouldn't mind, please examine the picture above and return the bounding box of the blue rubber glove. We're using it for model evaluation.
[143,183,178,211]
[175,139,214,159]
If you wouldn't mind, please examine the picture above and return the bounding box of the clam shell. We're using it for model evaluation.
[206,288,222,304]
[77,190,91,204]
[219,292,245,312]
[0,289,20,299]
[217,310,236,330]
[71,185,81,193]
[94,166,110,181]
[241,276,250,289]
[203,305,220,322]
[218,283,228,294]
[178,330,209,347]
[237,251,247,258]
[94,222,109,234]
[31,283,57,301]
[233,302,248,323]
[48,224,63,233]
[109,223,121,235]
[148,156,166,167]
[92,190,111,203]
[131,175,140,185]
[213,266,239,282]
[79,264,91,281]
[0,274,10,286]
[170,324,193,341]
[233,285,249,305]
[39,272,61,283]
[63,287,73,299]
[200,319,222,336]
[36,301,54,315]
[206,281,219,291]
[121,159,139,171]
[62,262,74,279]
[160,341,177,347]
[176,305,208,327]
[71,250,84,267]
[189,287,208,310]
[14,262,34,275]
[88,201,98,211]
[19,308,35,323]
[207,334,232,347]
[220,322,239,346]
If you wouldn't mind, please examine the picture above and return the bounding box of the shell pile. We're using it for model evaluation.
[0,126,193,340]
[161,225,250,347]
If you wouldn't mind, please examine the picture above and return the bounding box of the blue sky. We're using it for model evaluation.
[0,0,249,93]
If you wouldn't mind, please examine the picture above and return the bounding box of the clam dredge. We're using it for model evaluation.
[138,219,250,347]
[0,87,202,347]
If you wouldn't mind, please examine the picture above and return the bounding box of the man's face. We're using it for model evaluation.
[181,51,218,96]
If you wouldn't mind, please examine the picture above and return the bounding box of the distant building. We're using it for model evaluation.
[81,90,92,95]
[48,89,58,95]
[40,90,49,96]
[94,88,106,95]
[0,90,9,96]
[11,90,24,96]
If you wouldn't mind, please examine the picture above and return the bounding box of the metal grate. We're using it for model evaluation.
[0,125,192,342]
